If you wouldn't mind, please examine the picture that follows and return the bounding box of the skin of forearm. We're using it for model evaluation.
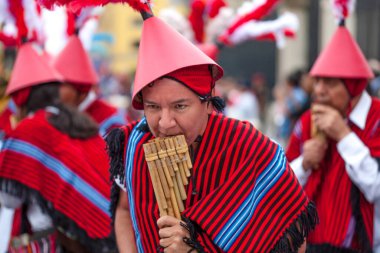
[115,192,138,253]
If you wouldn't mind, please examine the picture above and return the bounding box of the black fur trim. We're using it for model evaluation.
[350,185,373,253]
[105,128,126,184]
[0,179,117,253]
[306,244,359,253]
[180,216,205,253]
[271,202,319,253]
[105,128,126,224]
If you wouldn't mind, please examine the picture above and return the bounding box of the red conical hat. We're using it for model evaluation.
[310,26,374,79]
[132,16,223,109]
[54,36,99,86]
[6,43,63,96]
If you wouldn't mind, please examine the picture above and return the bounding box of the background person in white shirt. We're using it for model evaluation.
[286,21,380,253]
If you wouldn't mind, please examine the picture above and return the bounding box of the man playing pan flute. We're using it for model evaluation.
[286,11,380,253]
[104,3,317,253]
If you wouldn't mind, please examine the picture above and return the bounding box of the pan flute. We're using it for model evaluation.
[311,105,326,140]
[143,135,193,219]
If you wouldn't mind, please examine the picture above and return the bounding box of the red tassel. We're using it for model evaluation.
[66,9,76,35]
[37,0,71,10]
[207,0,227,18]
[8,0,28,40]
[332,0,356,21]
[188,0,206,43]
[37,0,150,13]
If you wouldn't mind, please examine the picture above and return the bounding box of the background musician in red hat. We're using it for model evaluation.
[286,1,380,252]
[0,42,115,253]
[54,34,126,137]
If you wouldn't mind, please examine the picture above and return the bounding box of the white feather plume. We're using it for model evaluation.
[330,0,356,23]
[158,8,194,42]
[229,12,299,48]
[205,7,234,43]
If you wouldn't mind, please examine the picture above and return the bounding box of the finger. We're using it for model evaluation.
[160,237,172,248]
[312,103,330,113]
[157,216,180,229]
[159,227,174,239]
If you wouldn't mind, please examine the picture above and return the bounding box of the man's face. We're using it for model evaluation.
[59,83,84,107]
[141,78,212,145]
[313,77,350,115]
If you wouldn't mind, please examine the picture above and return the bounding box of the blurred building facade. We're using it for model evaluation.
[96,0,170,75]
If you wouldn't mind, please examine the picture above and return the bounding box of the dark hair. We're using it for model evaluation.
[287,69,305,87]
[25,83,99,139]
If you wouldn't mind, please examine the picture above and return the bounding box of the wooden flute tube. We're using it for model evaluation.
[174,136,191,177]
[172,176,185,212]
[143,143,167,216]
[180,135,192,169]
[165,138,187,187]
[168,138,188,185]
[154,140,174,188]
[164,138,179,172]
[157,140,175,177]
[153,152,170,198]
[311,105,326,140]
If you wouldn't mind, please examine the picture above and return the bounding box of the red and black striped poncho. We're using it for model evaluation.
[0,109,115,252]
[286,98,380,252]
[108,112,318,252]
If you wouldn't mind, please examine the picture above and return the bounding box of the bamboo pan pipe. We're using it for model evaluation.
[143,135,193,219]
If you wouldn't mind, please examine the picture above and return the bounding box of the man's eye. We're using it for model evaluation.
[146,104,159,110]
[175,104,187,110]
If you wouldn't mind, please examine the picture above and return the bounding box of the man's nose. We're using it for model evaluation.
[313,80,327,99]
[158,109,176,132]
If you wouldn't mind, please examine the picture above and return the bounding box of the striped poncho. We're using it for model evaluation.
[108,112,318,252]
[85,99,126,137]
[0,109,115,252]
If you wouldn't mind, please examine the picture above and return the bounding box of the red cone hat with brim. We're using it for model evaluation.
[6,43,63,96]
[54,35,99,86]
[132,16,224,109]
[310,26,373,79]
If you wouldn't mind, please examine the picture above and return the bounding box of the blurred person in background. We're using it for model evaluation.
[369,59,380,98]
[225,78,261,129]
[54,35,126,137]
[286,22,380,253]
[0,43,115,253]
[278,69,310,142]
[250,72,269,124]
